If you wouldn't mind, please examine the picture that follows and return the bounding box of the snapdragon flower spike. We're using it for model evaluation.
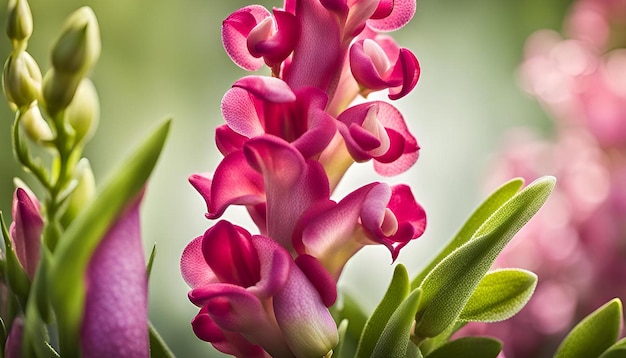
[80,196,149,357]
[222,6,298,72]
[181,221,338,358]
[9,187,42,280]
[293,182,426,278]
[221,75,336,159]
[337,100,419,176]
[350,35,420,99]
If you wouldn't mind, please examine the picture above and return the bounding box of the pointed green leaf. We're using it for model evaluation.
[459,268,537,322]
[146,242,157,280]
[599,337,626,358]
[555,298,622,358]
[411,178,524,289]
[371,288,422,358]
[333,319,350,358]
[149,320,175,358]
[414,177,555,339]
[355,264,410,358]
[48,119,171,356]
[424,337,502,358]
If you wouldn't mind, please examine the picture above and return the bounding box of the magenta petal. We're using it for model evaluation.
[10,188,43,280]
[200,150,265,219]
[283,0,343,92]
[273,260,338,358]
[81,196,148,358]
[350,40,393,90]
[367,0,416,32]
[244,136,330,250]
[387,48,421,100]
[5,316,23,358]
[181,235,217,289]
[215,124,248,156]
[222,6,271,71]
[295,254,337,307]
[250,10,299,67]
[248,235,292,299]
[232,75,296,103]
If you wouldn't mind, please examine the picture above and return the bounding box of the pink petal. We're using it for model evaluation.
[81,196,148,358]
[181,235,217,289]
[232,75,296,103]
[215,124,248,156]
[5,316,23,358]
[295,254,337,307]
[244,136,330,250]
[222,6,271,71]
[283,0,344,93]
[367,0,416,32]
[387,48,420,100]
[221,87,265,138]
[248,9,299,67]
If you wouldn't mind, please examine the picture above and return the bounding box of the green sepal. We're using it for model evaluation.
[371,288,422,358]
[330,292,367,358]
[414,176,555,339]
[355,264,410,358]
[554,298,622,358]
[459,268,537,322]
[149,320,175,358]
[599,337,626,358]
[411,178,524,289]
[424,337,502,358]
[146,243,156,280]
[47,119,170,356]
[0,211,30,309]
[21,248,59,358]
[333,319,349,358]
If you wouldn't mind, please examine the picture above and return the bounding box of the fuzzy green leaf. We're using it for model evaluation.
[48,119,170,356]
[149,320,175,358]
[599,337,626,358]
[411,178,524,289]
[414,176,555,339]
[371,288,423,358]
[425,337,502,358]
[355,264,410,358]
[459,268,537,322]
[555,298,622,358]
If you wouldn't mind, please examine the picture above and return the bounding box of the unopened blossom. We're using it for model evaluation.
[9,187,42,280]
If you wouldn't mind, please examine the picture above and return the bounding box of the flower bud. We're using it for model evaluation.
[65,78,99,145]
[61,159,96,227]
[41,68,81,114]
[6,0,33,50]
[51,6,100,76]
[20,102,54,143]
[2,51,41,108]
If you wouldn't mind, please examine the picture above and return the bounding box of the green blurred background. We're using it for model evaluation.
[0,0,572,356]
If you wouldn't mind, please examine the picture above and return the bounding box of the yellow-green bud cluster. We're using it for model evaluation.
[43,6,101,116]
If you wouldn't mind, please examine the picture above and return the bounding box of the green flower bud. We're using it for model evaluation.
[51,7,100,76]
[6,0,33,51]
[65,78,99,145]
[2,50,41,108]
[60,158,96,227]
[20,101,54,143]
[41,68,81,115]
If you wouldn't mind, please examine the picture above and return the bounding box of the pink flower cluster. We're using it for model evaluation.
[458,1,626,357]
[180,0,426,356]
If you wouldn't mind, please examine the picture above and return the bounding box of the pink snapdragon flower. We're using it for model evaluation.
[9,187,43,280]
[184,0,425,355]
[181,220,337,357]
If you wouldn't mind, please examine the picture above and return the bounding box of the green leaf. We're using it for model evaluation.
[371,288,422,358]
[459,268,537,322]
[355,264,410,358]
[411,178,524,289]
[555,298,622,358]
[424,337,502,358]
[330,292,367,358]
[414,176,555,339]
[149,320,175,358]
[146,243,157,280]
[48,119,171,356]
[599,338,626,358]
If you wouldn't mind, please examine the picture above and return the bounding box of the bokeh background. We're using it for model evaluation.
[0,0,573,356]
